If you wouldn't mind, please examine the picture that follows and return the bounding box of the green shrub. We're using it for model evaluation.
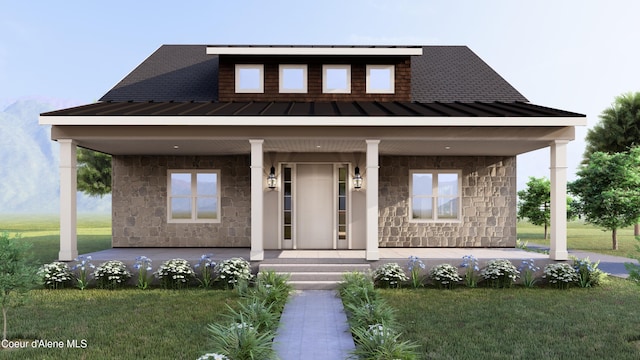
[344,297,397,330]
[214,257,253,289]
[428,263,462,289]
[351,323,419,360]
[154,258,195,289]
[207,318,277,359]
[373,263,408,288]
[480,259,519,288]
[339,271,377,306]
[543,263,578,289]
[38,261,73,289]
[572,256,607,287]
[92,260,132,289]
[225,298,280,334]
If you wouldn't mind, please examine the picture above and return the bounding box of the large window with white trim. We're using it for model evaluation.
[235,64,264,93]
[168,170,220,223]
[410,170,461,221]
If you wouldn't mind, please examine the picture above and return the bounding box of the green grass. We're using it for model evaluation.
[0,214,111,264]
[0,289,239,359]
[518,221,639,257]
[381,278,640,359]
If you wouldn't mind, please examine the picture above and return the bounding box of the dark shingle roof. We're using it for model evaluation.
[42,100,583,118]
[411,46,528,102]
[99,45,527,103]
[100,45,218,102]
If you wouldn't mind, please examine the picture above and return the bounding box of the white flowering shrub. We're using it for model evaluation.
[196,354,229,360]
[373,262,408,288]
[92,260,132,289]
[39,261,73,289]
[544,263,578,289]
[214,257,253,288]
[154,258,195,289]
[429,263,462,289]
[480,259,519,288]
[351,323,419,359]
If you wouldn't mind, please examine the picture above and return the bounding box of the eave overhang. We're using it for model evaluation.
[39,115,586,127]
[206,45,423,56]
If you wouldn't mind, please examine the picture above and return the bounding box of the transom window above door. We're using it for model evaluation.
[410,170,461,222]
[167,170,220,223]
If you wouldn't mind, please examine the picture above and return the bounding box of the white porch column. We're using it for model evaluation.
[59,139,78,261]
[365,140,380,261]
[249,139,265,261]
[549,140,569,260]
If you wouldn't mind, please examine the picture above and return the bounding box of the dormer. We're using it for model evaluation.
[207,45,423,102]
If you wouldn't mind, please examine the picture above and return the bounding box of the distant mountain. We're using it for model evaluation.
[0,99,110,214]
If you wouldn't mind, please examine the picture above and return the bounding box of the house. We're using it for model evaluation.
[40,45,586,262]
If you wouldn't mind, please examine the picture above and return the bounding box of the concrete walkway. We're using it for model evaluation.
[274,290,355,360]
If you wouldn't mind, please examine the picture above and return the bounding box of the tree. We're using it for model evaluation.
[583,92,640,235]
[77,148,112,197]
[568,148,640,250]
[0,232,39,341]
[517,176,578,240]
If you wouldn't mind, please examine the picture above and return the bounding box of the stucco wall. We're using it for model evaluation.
[112,155,251,247]
[378,156,517,247]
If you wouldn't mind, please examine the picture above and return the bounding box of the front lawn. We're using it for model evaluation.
[381,278,640,359]
[0,214,111,264]
[518,221,638,257]
[0,289,238,359]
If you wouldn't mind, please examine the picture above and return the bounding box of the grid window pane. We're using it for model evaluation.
[171,198,192,219]
[171,173,191,196]
[197,173,217,196]
[438,173,458,196]
[412,174,433,196]
[437,198,458,219]
[412,197,433,219]
[197,198,217,220]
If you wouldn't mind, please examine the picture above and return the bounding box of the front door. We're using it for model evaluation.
[296,164,334,249]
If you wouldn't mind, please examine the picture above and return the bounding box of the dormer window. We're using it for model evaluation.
[366,65,395,94]
[322,65,351,94]
[279,65,308,93]
[235,64,264,93]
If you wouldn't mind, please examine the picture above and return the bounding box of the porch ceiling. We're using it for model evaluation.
[51,125,575,157]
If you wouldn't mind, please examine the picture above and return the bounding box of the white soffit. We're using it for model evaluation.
[206,46,423,56]
[39,115,587,127]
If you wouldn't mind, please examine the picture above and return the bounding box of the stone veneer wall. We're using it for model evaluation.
[112,155,251,247]
[378,156,517,247]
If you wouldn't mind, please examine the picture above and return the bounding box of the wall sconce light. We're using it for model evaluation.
[353,166,363,190]
[267,166,277,189]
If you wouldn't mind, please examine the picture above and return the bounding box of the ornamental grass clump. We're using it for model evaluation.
[249,270,293,313]
[92,260,132,290]
[460,254,479,287]
[154,258,195,289]
[196,354,229,360]
[407,256,426,288]
[573,256,607,288]
[194,254,216,288]
[480,259,519,288]
[544,263,578,289]
[207,319,277,360]
[71,255,95,290]
[429,263,462,289]
[214,257,253,289]
[373,263,408,288]
[351,323,419,360]
[518,258,540,288]
[39,261,73,289]
[133,256,153,290]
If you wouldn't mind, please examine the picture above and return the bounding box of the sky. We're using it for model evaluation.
[2,0,640,190]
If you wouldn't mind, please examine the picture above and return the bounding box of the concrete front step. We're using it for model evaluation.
[259,263,371,290]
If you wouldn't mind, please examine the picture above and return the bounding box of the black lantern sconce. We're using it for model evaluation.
[353,166,363,190]
[267,166,277,189]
